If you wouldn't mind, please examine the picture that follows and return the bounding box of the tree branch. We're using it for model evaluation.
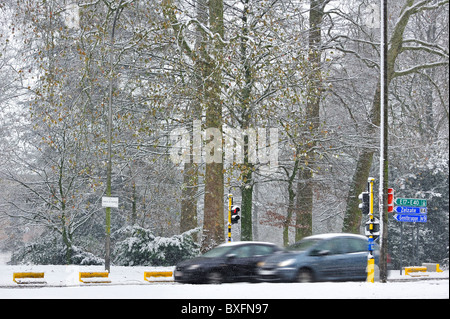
[393,61,449,78]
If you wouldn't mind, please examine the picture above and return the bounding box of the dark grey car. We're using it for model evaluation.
[174,241,284,284]
[258,233,379,282]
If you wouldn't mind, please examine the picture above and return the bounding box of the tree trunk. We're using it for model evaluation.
[283,157,299,246]
[239,0,254,241]
[180,161,198,234]
[180,0,207,239]
[240,148,253,241]
[294,0,325,241]
[295,167,313,240]
[342,148,376,234]
[201,0,225,252]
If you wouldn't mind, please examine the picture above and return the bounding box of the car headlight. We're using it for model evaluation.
[278,258,296,267]
[188,264,200,270]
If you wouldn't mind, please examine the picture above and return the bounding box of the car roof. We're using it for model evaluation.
[217,241,278,247]
[303,233,367,240]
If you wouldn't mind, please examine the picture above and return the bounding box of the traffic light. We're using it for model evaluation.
[231,205,240,224]
[387,188,394,213]
[365,217,380,240]
[358,192,370,215]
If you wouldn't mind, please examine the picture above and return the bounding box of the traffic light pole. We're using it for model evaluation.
[227,194,232,242]
[367,177,375,283]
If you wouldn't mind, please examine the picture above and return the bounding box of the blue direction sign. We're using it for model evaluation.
[395,206,427,214]
[394,214,427,223]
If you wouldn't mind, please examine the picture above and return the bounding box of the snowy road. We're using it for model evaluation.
[1,279,449,299]
[0,264,448,299]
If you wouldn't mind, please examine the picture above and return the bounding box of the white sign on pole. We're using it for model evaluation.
[102,197,119,208]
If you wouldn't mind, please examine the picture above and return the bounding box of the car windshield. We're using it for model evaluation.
[201,245,234,258]
[287,238,321,251]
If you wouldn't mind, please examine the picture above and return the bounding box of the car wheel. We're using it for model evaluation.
[207,271,223,284]
[297,268,314,283]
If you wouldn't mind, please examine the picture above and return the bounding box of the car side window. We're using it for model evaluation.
[324,239,351,254]
[233,246,252,258]
[344,238,367,253]
[310,237,367,256]
[253,245,274,256]
[311,239,343,255]
[331,239,347,254]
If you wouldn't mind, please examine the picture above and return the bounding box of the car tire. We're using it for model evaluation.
[207,271,223,284]
[297,268,314,283]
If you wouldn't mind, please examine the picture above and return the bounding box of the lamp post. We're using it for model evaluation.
[105,2,124,273]
[378,0,389,283]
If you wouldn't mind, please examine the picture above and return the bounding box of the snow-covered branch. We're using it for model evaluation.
[393,60,449,78]
[401,38,449,59]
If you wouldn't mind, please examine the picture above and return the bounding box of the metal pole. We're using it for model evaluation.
[105,3,124,273]
[400,221,403,275]
[378,0,389,283]
[416,222,419,266]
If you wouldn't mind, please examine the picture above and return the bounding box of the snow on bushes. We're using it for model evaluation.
[113,226,200,266]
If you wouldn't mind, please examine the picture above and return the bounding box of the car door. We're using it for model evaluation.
[340,237,369,280]
[227,245,254,281]
[228,244,278,282]
[309,238,347,281]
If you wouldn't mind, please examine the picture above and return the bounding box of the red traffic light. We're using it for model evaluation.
[387,188,394,213]
[231,205,240,224]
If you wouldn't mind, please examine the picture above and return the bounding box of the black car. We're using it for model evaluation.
[174,241,284,284]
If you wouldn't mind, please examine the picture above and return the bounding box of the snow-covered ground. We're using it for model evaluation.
[0,263,448,299]
[0,252,11,266]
